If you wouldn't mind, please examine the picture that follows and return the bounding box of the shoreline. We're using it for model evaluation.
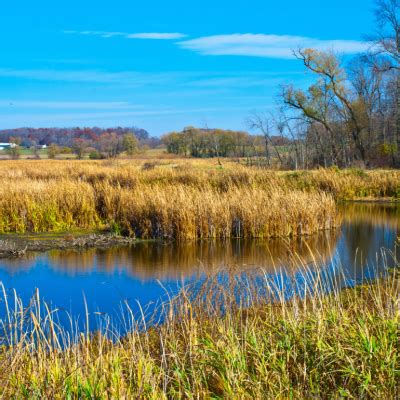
[343,197,400,203]
[0,198,398,259]
[0,233,136,259]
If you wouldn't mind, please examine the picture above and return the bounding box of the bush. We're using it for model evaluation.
[89,150,103,160]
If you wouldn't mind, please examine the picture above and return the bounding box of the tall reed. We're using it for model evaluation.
[0,160,345,239]
[0,264,397,398]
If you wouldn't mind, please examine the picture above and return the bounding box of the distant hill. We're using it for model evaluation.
[0,127,158,147]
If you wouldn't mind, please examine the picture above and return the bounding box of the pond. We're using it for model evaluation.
[0,203,398,331]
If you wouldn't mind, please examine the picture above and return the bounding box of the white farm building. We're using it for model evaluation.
[0,143,17,150]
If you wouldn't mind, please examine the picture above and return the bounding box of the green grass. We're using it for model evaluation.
[0,147,76,160]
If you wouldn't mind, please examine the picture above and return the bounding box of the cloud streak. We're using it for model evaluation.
[0,100,143,110]
[0,68,302,90]
[0,68,179,85]
[0,105,255,128]
[126,32,187,40]
[64,30,187,40]
[63,31,369,59]
[178,34,370,58]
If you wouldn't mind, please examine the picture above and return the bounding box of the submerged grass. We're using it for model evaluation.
[0,265,398,399]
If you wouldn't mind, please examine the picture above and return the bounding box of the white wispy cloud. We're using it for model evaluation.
[126,32,187,40]
[177,34,370,58]
[0,106,254,127]
[63,31,368,58]
[0,68,298,90]
[0,100,143,110]
[64,30,187,40]
[0,68,180,85]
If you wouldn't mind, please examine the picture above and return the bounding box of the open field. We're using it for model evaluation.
[0,148,72,160]
[0,159,398,238]
[0,268,397,398]
[0,147,173,160]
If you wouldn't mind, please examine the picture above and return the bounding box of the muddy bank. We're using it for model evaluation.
[344,197,400,203]
[0,233,136,259]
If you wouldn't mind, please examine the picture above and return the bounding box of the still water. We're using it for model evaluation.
[0,203,398,329]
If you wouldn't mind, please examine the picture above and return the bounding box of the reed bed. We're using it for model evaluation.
[1,160,399,193]
[0,160,398,237]
[0,265,398,399]
[283,168,400,200]
[0,160,345,238]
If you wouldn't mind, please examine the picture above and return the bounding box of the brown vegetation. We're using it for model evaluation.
[0,160,398,238]
[0,160,346,239]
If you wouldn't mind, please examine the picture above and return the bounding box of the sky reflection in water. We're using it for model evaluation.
[0,203,398,331]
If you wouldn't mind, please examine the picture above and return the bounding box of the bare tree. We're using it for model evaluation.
[297,49,369,163]
[247,112,283,166]
[372,0,400,68]
[369,0,400,162]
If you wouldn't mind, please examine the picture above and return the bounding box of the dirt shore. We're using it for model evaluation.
[0,233,136,259]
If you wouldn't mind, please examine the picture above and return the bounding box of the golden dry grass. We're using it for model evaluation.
[0,159,398,237]
[0,267,398,399]
[0,159,343,239]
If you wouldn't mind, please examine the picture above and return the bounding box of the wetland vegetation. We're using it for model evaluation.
[0,159,398,398]
[0,268,398,398]
[0,160,399,240]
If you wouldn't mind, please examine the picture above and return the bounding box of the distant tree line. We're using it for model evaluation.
[0,126,162,159]
[0,126,151,147]
[162,127,290,159]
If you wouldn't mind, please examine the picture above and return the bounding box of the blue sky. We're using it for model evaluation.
[1,0,375,136]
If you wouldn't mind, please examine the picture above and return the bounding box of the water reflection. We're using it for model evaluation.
[341,202,400,228]
[337,203,399,279]
[5,233,337,279]
[0,203,398,329]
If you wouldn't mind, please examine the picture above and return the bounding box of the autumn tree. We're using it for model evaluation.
[72,139,88,159]
[122,133,139,156]
[6,137,21,160]
[247,113,285,166]
[162,132,189,155]
[97,133,123,158]
[282,49,372,166]
[162,128,259,158]
[48,143,61,159]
